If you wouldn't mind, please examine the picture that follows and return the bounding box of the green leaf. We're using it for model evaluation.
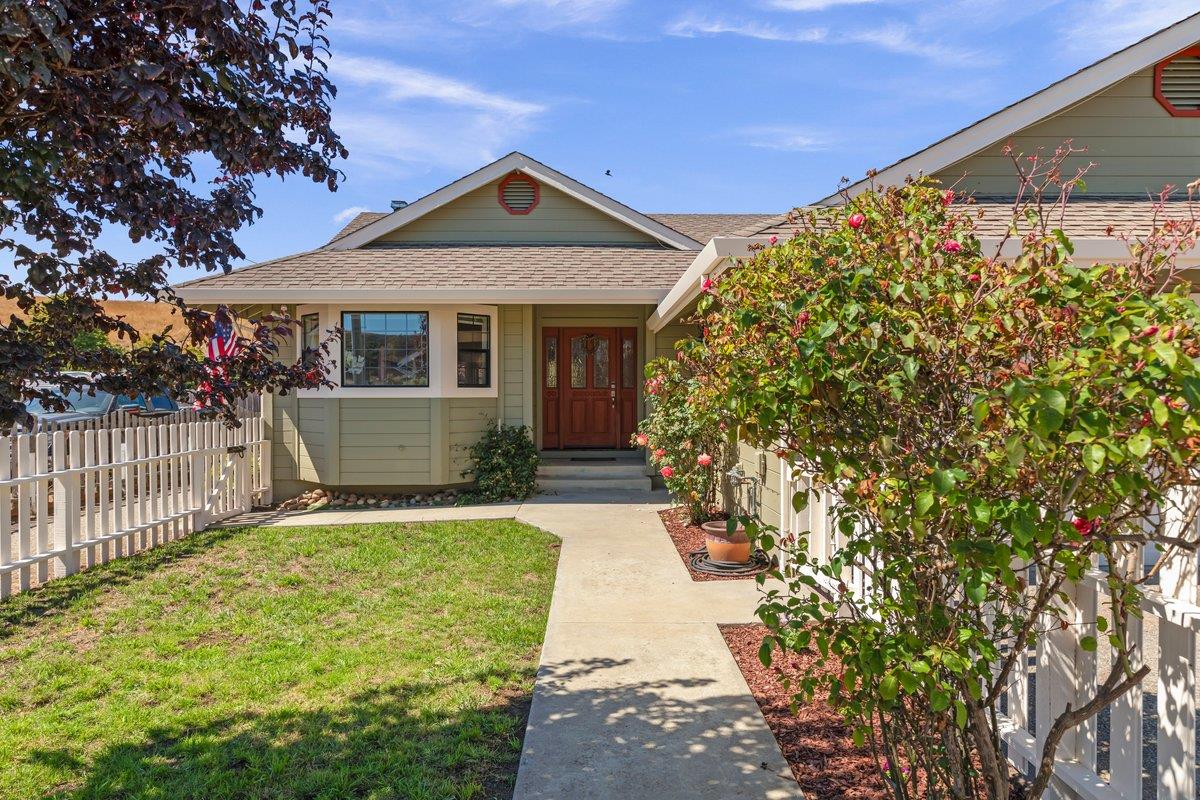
[1128,432,1152,458]
[1153,396,1170,426]
[879,674,899,701]
[758,638,773,667]
[1083,443,1106,474]
[930,689,951,712]
[791,490,809,513]
[915,490,936,518]
[955,700,968,728]
[1153,342,1178,369]
[932,469,956,493]
[1080,635,1098,652]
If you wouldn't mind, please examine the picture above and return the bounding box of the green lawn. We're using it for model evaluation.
[0,519,560,800]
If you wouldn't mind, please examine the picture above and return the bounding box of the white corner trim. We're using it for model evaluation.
[648,237,774,331]
[327,152,703,252]
[821,12,1200,204]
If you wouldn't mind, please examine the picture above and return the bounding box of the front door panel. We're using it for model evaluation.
[561,328,619,448]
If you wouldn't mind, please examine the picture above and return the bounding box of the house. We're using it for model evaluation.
[176,11,1200,502]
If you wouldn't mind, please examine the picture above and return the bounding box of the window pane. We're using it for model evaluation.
[457,313,490,387]
[570,336,587,389]
[545,337,558,388]
[593,337,609,387]
[622,337,636,389]
[341,311,429,387]
[302,313,320,355]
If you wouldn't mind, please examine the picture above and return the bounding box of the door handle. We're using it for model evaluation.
[610,384,616,407]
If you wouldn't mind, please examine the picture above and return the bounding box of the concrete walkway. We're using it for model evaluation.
[254,491,801,799]
[513,492,800,800]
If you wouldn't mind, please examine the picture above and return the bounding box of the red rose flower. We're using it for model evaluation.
[848,213,866,230]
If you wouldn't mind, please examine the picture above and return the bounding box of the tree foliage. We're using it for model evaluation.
[636,354,730,524]
[0,0,347,421]
[688,148,1200,798]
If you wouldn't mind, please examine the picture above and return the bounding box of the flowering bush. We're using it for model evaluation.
[635,353,729,524]
[692,147,1200,799]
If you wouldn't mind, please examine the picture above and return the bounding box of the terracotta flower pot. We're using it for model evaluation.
[700,520,751,564]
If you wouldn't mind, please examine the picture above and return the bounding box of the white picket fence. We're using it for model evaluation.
[11,395,262,438]
[779,462,1200,800]
[0,412,271,599]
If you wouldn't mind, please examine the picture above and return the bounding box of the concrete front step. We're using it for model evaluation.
[538,462,648,479]
[536,476,654,492]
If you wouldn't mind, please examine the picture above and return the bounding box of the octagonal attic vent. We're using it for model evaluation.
[499,173,540,215]
[1155,48,1200,116]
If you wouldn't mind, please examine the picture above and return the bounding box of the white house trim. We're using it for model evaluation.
[648,237,774,332]
[328,152,703,252]
[822,11,1200,204]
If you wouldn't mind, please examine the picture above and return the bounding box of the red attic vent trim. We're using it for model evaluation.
[499,173,540,215]
[1154,46,1200,118]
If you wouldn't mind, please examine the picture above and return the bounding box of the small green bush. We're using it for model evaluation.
[460,423,539,503]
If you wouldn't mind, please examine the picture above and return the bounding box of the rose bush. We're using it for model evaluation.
[690,148,1200,799]
[635,353,730,524]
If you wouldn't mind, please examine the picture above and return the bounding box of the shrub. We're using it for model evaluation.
[693,148,1200,799]
[461,423,539,503]
[636,354,730,524]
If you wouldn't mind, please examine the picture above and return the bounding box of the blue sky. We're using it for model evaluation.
[38,1,1200,284]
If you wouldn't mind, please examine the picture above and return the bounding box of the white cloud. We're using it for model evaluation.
[331,55,544,118]
[332,206,372,225]
[735,125,829,151]
[845,23,986,65]
[666,13,827,42]
[326,56,545,177]
[484,0,628,27]
[765,0,879,10]
[1063,1,1199,52]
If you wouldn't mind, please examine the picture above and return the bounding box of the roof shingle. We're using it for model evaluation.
[176,244,697,292]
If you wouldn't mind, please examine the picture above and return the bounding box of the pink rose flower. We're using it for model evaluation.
[768,235,778,245]
[697,453,713,467]
[635,433,649,447]
[942,240,963,253]
[653,448,666,459]
[1071,517,1098,536]
[660,466,675,479]
[943,189,955,206]
[848,213,866,230]
[701,276,715,294]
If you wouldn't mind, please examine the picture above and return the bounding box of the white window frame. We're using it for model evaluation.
[294,303,499,399]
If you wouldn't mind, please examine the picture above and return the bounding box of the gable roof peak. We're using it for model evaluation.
[823,10,1200,204]
[328,151,703,251]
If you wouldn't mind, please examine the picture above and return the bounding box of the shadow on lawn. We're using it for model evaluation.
[0,525,244,639]
[34,668,536,800]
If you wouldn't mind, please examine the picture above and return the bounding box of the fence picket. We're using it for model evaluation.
[0,406,265,600]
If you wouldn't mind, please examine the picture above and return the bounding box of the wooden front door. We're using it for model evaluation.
[542,327,637,450]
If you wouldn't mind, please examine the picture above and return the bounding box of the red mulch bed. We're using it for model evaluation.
[721,623,889,800]
[658,507,753,581]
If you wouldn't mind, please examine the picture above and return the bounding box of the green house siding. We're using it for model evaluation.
[732,441,783,530]
[338,399,433,486]
[935,68,1200,197]
[449,398,495,481]
[500,304,533,428]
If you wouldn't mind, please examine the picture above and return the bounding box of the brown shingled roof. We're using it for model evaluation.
[327,211,783,246]
[176,244,697,291]
[752,200,1192,241]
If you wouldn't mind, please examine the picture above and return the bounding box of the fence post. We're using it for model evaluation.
[51,431,81,578]
[190,422,207,531]
[0,436,9,599]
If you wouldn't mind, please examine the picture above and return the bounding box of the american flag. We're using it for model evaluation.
[207,315,240,361]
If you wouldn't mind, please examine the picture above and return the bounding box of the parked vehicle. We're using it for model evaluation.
[24,373,179,427]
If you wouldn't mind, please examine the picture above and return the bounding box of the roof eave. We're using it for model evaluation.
[174,287,672,305]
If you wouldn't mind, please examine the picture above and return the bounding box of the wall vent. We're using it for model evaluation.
[498,173,540,215]
[1155,48,1200,117]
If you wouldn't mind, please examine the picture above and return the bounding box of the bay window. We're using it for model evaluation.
[457,313,491,387]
